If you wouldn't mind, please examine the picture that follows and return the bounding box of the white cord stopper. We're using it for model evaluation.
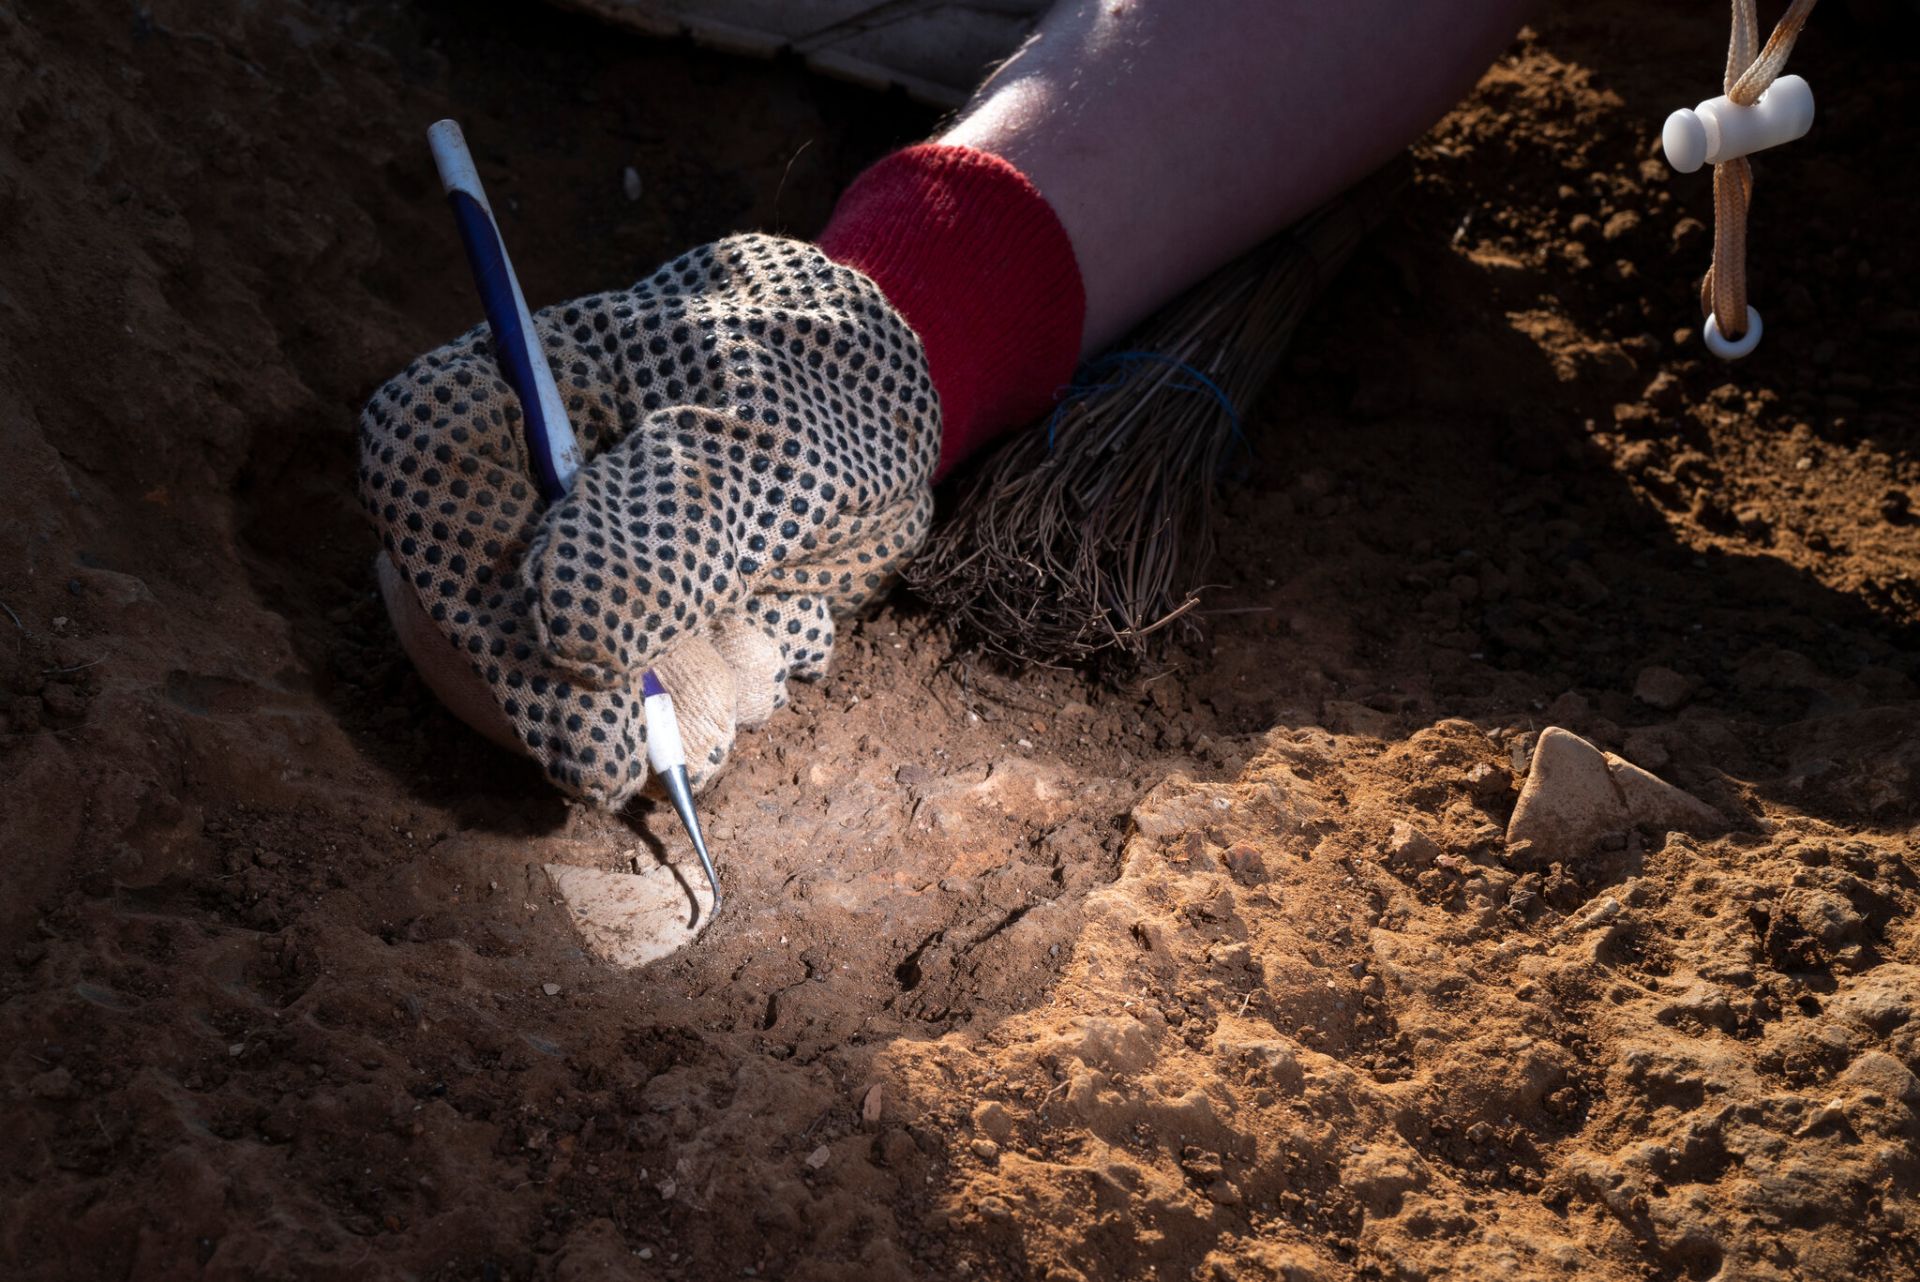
[1663,74,1814,174]
[1703,305,1763,360]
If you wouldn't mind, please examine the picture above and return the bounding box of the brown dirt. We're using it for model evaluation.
[3,2,1918,1280]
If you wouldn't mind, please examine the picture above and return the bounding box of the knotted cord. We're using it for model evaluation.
[1701,0,1819,339]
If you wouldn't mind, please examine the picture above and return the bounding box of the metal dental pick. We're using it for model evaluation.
[426,118,723,923]
[641,671,722,918]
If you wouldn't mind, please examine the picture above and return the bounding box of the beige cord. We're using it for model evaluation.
[1700,0,1820,339]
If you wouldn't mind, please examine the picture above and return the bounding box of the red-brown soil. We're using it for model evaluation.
[2,2,1917,1280]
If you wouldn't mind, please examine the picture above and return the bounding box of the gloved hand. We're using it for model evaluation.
[359,234,938,806]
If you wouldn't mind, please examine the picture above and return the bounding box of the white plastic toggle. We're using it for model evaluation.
[1703,305,1763,360]
[1663,75,1814,174]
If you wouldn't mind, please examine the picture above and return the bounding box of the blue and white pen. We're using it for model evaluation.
[427,119,722,921]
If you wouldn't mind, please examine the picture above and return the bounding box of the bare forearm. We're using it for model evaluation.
[943,0,1536,351]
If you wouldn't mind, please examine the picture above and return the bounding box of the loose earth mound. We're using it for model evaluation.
[2,2,1916,1279]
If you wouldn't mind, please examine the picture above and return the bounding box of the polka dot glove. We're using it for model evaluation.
[359,234,937,806]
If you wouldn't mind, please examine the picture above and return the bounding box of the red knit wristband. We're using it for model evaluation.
[818,144,1086,478]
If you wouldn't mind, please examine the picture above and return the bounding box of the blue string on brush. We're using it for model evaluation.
[1044,350,1248,464]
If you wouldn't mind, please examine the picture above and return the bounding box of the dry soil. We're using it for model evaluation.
[2,2,1918,1280]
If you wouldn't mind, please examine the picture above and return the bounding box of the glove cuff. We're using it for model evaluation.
[818,143,1085,479]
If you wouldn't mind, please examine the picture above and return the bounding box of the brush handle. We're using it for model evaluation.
[427,119,582,504]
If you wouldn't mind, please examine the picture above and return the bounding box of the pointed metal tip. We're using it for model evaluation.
[658,763,721,930]
[684,826,722,929]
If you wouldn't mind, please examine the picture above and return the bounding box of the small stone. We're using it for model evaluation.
[1464,762,1511,799]
[1385,822,1440,868]
[542,982,562,997]
[1796,1099,1847,1136]
[805,1144,831,1170]
[638,1248,654,1261]
[861,1084,885,1125]
[1633,665,1694,710]
[970,1138,1000,1161]
[1223,842,1266,876]
[972,1100,1014,1141]
[977,1195,1012,1221]
[1179,1146,1224,1181]
[622,166,643,201]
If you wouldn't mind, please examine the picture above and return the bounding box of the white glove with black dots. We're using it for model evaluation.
[358,234,937,806]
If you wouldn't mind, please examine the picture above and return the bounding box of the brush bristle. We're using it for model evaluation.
[906,161,1406,676]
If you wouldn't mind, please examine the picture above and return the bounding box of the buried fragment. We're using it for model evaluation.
[544,860,717,968]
